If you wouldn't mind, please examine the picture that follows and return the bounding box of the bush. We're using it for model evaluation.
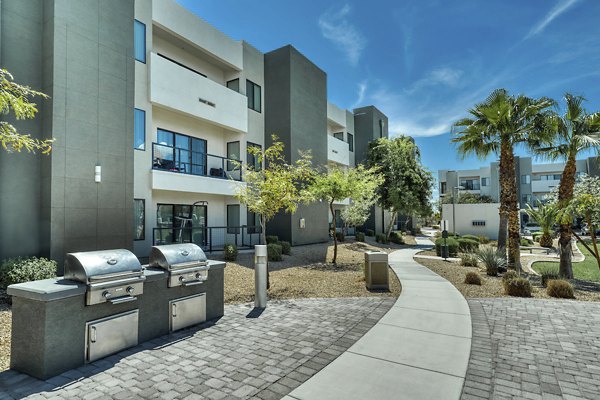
[460,253,479,267]
[461,234,480,242]
[547,279,575,299]
[279,241,291,255]
[390,231,404,245]
[475,247,507,276]
[457,238,479,253]
[432,225,440,229]
[366,229,375,237]
[335,232,345,242]
[502,270,519,286]
[375,233,388,244]
[435,237,459,257]
[532,232,543,241]
[266,235,279,244]
[464,272,482,285]
[520,237,534,247]
[504,277,532,297]
[478,236,490,244]
[540,269,560,287]
[355,232,365,242]
[223,244,238,261]
[267,243,283,261]
[0,257,57,289]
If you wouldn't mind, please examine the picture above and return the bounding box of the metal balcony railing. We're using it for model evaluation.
[153,225,262,252]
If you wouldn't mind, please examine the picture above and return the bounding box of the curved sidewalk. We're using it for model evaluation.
[284,237,472,400]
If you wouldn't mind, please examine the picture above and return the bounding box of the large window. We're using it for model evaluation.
[533,174,562,181]
[156,203,207,245]
[440,182,447,195]
[134,20,146,63]
[134,199,145,240]
[246,80,261,112]
[155,128,207,175]
[227,141,240,171]
[459,178,480,190]
[522,194,532,205]
[227,79,239,92]
[227,205,240,234]
[521,175,531,184]
[348,133,354,152]
[134,108,145,150]
[247,210,262,234]
[333,132,344,141]
[247,142,262,171]
[481,177,488,187]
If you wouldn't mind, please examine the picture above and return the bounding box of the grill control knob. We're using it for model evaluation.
[179,276,186,283]
[195,273,202,279]
[102,291,112,299]
[126,286,135,294]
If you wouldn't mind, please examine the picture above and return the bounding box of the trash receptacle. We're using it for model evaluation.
[364,251,389,290]
[441,245,449,259]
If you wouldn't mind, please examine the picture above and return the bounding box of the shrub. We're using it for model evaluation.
[0,257,57,289]
[457,238,479,253]
[335,232,345,242]
[267,243,283,261]
[540,269,560,287]
[461,234,480,242]
[366,229,375,237]
[223,244,238,261]
[504,277,532,297]
[478,236,490,244]
[375,233,388,244]
[475,247,507,276]
[502,270,519,286]
[520,237,534,247]
[434,237,459,257]
[532,232,543,241]
[432,224,440,229]
[546,279,575,299]
[279,241,291,255]
[266,235,279,244]
[464,272,482,285]
[390,231,404,244]
[460,253,479,267]
[355,232,365,242]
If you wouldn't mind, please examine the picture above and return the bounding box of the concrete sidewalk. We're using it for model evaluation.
[284,236,472,400]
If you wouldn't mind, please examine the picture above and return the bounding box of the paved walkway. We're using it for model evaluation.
[285,237,473,400]
[0,297,394,400]
[462,298,600,400]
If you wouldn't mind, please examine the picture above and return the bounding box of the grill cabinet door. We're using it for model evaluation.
[170,294,206,332]
[86,310,139,362]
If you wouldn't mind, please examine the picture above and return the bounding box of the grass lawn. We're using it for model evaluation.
[533,243,600,282]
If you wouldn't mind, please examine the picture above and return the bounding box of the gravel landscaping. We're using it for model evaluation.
[0,294,9,372]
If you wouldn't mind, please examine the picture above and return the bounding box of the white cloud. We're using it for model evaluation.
[318,4,366,66]
[524,0,580,40]
[352,80,368,108]
[406,67,463,94]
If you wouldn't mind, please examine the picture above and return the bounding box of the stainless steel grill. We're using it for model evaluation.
[64,249,145,305]
[149,243,209,287]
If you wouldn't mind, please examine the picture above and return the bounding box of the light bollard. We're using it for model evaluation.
[254,245,268,308]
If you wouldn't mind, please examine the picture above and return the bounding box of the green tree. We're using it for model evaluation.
[441,192,494,204]
[453,89,554,271]
[310,165,383,263]
[367,136,433,241]
[524,202,557,248]
[1,69,53,153]
[534,94,600,278]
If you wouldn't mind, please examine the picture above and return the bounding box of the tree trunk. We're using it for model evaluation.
[497,212,508,254]
[557,154,577,279]
[330,201,337,264]
[586,212,600,271]
[260,215,270,289]
[385,211,398,241]
[501,142,521,271]
[497,144,509,256]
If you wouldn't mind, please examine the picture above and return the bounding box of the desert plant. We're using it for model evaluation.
[390,231,404,244]
[520,237,534,247]
[335,231,345,242]
[504,277,532,297]
[540,269,560,287]
[0,257,57,289]
[525,202,558,248]
[460,253,479,267]
[223,244,238,261]
[478,236,490,244]
[375,233,388,244]
[435,237,459,257]
[366,229,375,237]
[267,243,283,261]
[355,231,365,242]
[464,272,482,285]
[266,235,279,245]
[279,241,291,255]
[476,246,507,276]
[461,234,480,242]
[546,279,575,298]
[502,270,519,285]
[457,238,479,253]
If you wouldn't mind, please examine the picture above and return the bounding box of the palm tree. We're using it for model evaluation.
[534,94,600,278]
[524,202,557,248]
[453,89,554,271]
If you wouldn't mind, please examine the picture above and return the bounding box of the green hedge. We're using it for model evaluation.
[279,241,291,255]
[366,229,375,237]
[266,235,279,244]
[461,234,480,242]
[375,233,388,244]
[267,243,283,261]
[457,238,479,253]
[335,232,345,242]
[435,237,459,257]
[0,257,57,289]
[390,231,404,245]
[355,232,365,242]
[223,244,238,261]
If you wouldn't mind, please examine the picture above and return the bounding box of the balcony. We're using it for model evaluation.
[327,102,347,128]
[327,135,350,166]
[150,52,248,133]
[151,142,243,196]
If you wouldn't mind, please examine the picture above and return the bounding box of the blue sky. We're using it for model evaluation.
[179,0,600,183]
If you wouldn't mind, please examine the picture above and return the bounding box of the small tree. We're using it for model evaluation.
[1,69,53,153]
[310,165,382,263]
[525,202,557,248]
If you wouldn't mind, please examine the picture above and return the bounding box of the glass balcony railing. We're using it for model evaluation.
[152,142,242,181]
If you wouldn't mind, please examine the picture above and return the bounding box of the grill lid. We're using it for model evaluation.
[149,243,207,270]
[64,249,143,284]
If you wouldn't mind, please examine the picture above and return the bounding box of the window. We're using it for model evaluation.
[134,199,145,240]
[481,177,488,187]
[472,220,486,227]
[247,142,262,171]
[246,80,261,112]
[521,175,531,184]
[333,132,344,141]
[379,119,384,138]
[134,20,146,63]
[227,205,240,234]
[226,141,240,171]
[537,174,562,181]
[348,133,354,152]
[440,182,447,194]
[227,79,239,92]
[155,128,207,175]
[247,210,262,234]
[459,178,480,190]
[522,194,532,205]
[155,203,207,245]
[134,108,145,150]
[334,209,343,228]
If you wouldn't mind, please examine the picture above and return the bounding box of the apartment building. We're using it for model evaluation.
[0,0,391,263]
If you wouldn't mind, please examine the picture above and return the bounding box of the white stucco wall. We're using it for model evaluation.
[441,203,500,239]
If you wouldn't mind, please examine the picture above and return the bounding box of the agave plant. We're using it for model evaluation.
[525,202,557,248]
[475,246,508,276]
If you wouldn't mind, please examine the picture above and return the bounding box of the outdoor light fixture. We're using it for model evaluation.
[94,165,101,183]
